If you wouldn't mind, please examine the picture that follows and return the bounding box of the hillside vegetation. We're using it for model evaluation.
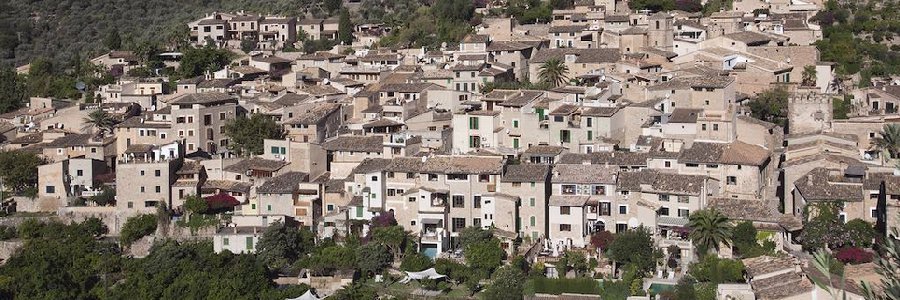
[0,0,332,66]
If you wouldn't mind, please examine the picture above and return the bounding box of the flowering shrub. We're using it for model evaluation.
[835,247,874,264]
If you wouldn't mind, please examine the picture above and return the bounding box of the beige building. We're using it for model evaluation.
[168,92,240,154]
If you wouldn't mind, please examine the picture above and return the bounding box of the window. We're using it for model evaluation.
[479,174,490,182]
[155,186,161,193]
[407,173,415,179]
[474,195,482,208]
[530,216,536,227]
[871,208,878,218]
[223,238,229,246]
[428,174,438,181]
[530,197,535,207]
[140,170,145,176]
[469,117,479,129]
[469,135,481,148]
[473,218,482,228]
[452,218,466,232]
[664,161,671,168]
[408,197,416,202]
[560,206,571,215]
[726,176,737,185]
[593,185,606,195]
[713,124,719,131]
[387,189,396,196]
[76,170,83,176]
[246,237,254,250]
[45,186,55,193]
[659,194,670,202]
[560,130,571,143]
[513,120,519,128]
[140,186,145,193]
[599,202,611,216]
[220,112,226,120]
[371,176,378,181]
[678,196,689,203]
[155,170,161,177]
[559,224,572,231]
[659,207,670,216]
[701,124,707,131]
[448,174,468,180]
[267,204,272,212]
[452,195,465,208]
[678,209,690,218]
[586,117,592,127]
[619,205,628,214]
[562,185,576,195]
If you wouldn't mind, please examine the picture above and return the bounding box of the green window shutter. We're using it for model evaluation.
[246,237,254,250]
[513,138,520,148]
[223,238,229,245]
[530,216,536,227]
[587,131,593,141]
[513,120,519,128]
[271,146,278,154]
[530,197,535,207]
[356,207,363,218]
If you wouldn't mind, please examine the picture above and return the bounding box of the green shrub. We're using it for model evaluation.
[120,214,157,246]
[529,277,601,295]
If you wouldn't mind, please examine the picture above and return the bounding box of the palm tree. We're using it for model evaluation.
[538,58,570,87]
[872,124,900,161]
[802,65,817,86]
[687,209,732,255]
[83,110,117,137]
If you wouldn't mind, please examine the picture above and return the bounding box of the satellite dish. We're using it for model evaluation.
[75,82,86,92]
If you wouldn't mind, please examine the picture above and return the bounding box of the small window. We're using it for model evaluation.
[45,186,55,194]
[560,206,571,215]
[155,170,161,177]
[223,238,229,246]
[726,176,737,185]
[619,205,628,214]
[559,224,572,231]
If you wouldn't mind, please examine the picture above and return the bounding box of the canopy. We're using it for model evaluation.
[286,290,320,300]
[399,268,446,283]
[204,193,240,210]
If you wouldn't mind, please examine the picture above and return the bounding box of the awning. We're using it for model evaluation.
[657,216,689,227]
[421,218,442,225]
[286,290,320,300]
[399,268,446,283]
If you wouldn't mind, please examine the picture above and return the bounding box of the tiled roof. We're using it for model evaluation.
[678,141,770,166]
[169,92,237,105]
[582,106,619,117]
[322,135,383,153]
[486,90,545,107]
[223,157,288,173]
[486,41,532,51]
[531,48,621,64]
[794,168,864,201]
[384,156,504,175]
[549,195,591,207]
[203,180,252,193]
[501,164,550,183]
[551,164,617,184]
[668,108,702,123]
[616,170,707,195]
[524,145,567,156]
[352,158,392,175]
[378,83,439,93]
[648,76,733,90]
[283,102,341,125]
[723,31,772,45]
[548,25,588,33]
[257,171,309,194]
[549,104,579,116]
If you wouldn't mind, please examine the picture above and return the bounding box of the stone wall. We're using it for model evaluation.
[787,90,832,134]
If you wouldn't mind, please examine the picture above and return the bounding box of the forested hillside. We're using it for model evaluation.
[0,0,337,66]
[814,0,900,86]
